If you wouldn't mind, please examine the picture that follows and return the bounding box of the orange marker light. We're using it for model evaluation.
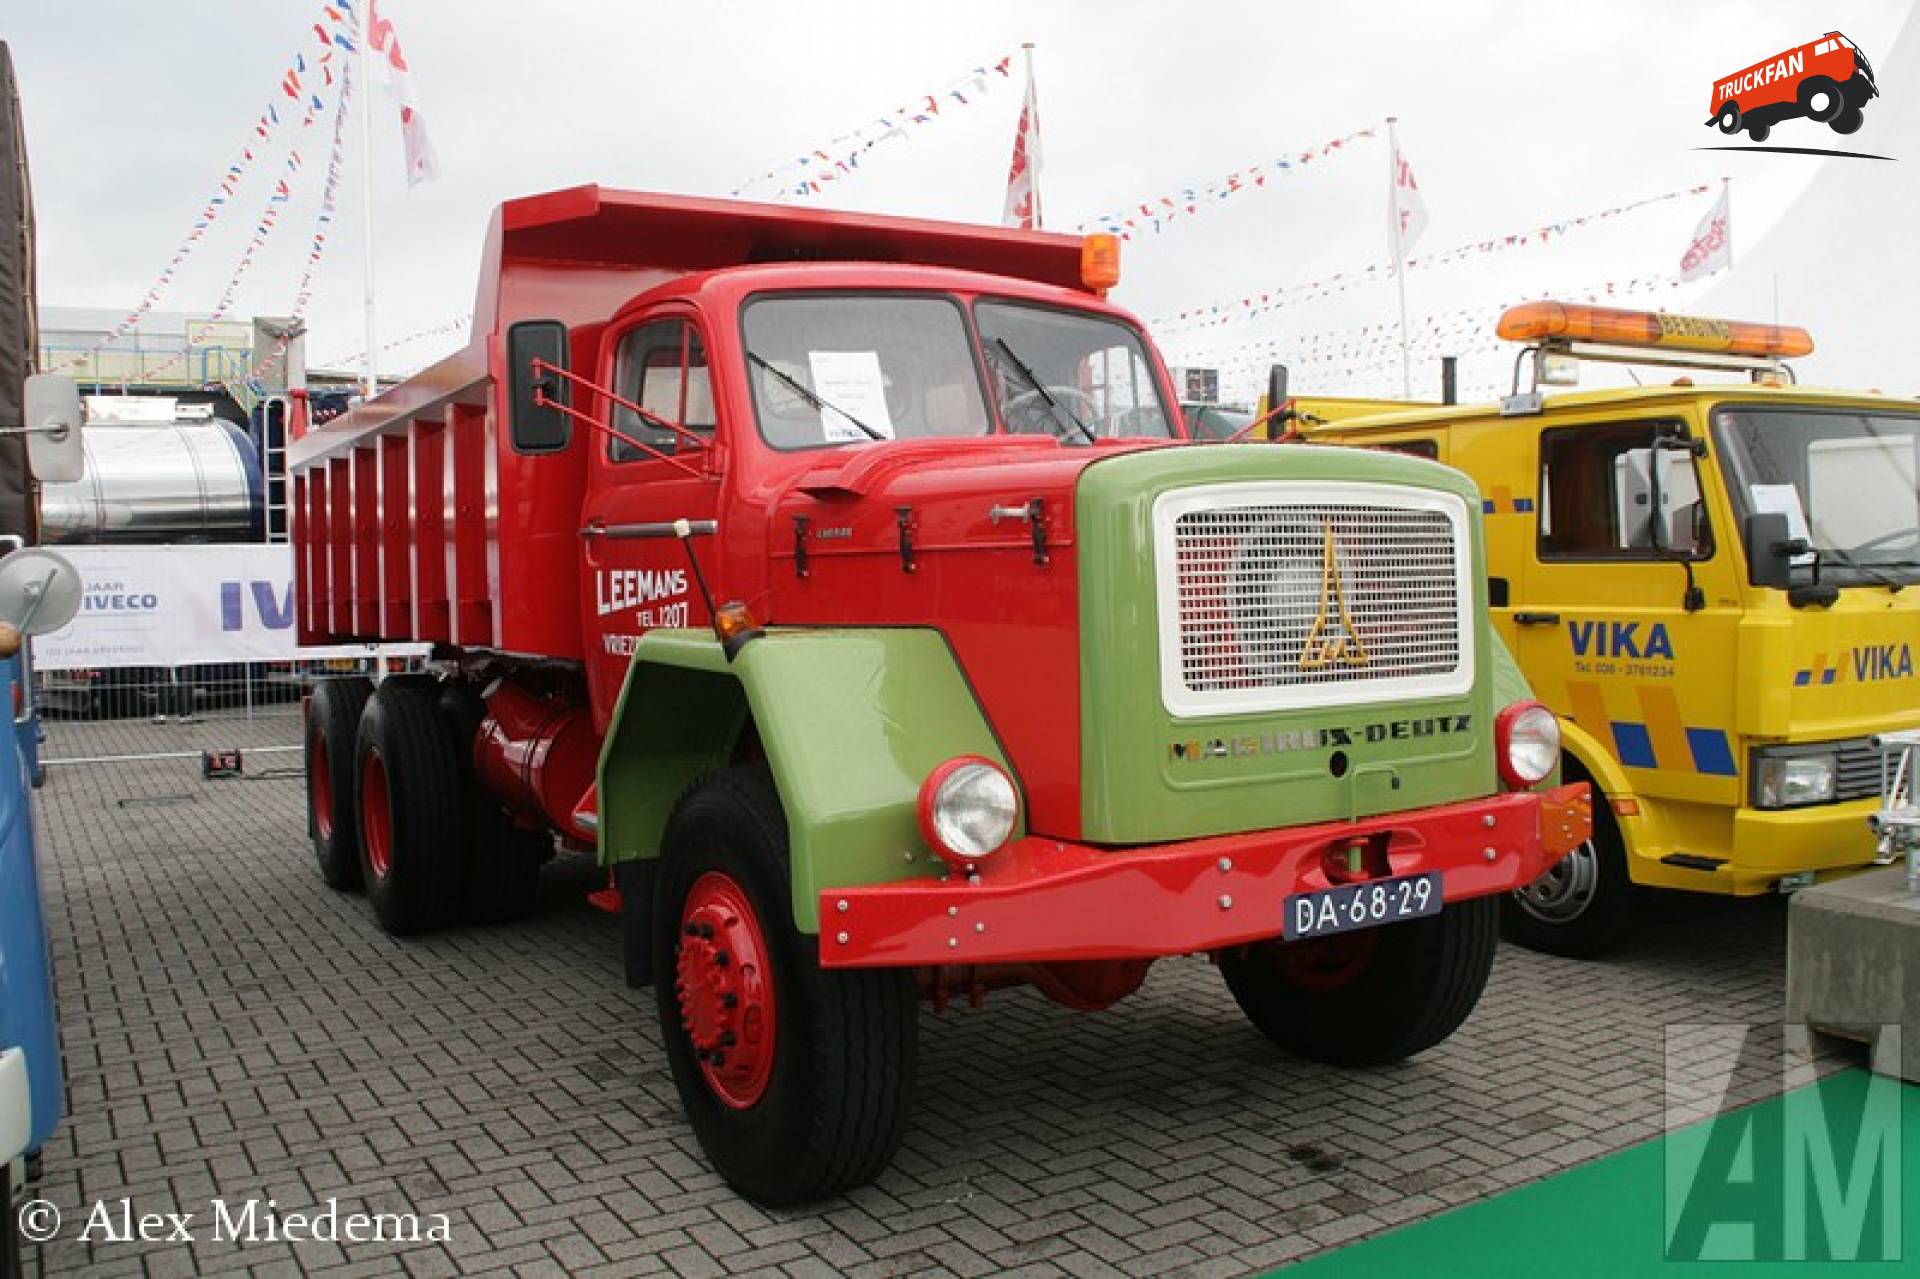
[1496,301,1813,359]
[1081,233,1121,294]
[713,602,759,644]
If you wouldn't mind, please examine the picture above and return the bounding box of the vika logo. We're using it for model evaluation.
[1703,31,1882,152]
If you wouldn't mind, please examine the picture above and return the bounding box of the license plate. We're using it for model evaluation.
[1283,871,1443,941]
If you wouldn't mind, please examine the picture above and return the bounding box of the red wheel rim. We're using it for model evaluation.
[360,750,393,880]
[1266,928,1378,993]
[310,730,333,840]
[675,870,777,1109]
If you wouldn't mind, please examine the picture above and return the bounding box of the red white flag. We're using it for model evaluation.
[1391,142,1428,256]
[365,0,441,186]
[1002,52,1042,229]
[1679,185,1731,281]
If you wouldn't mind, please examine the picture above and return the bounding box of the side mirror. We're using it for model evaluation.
[0,547,83,637]
[506,320,571,454]
[20,373,85,482]
[1743,512,1794,590]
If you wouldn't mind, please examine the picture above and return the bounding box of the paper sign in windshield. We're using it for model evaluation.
[807,350,895,442]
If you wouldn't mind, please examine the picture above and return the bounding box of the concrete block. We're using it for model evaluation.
[1785,866,1919,1083]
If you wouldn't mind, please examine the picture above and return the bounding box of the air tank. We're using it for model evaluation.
[39,397,263,544]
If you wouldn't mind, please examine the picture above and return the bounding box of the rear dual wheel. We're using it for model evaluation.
[307,676,372,889]
[653,766,917,1206]
[1220,895,1499,1066]
[355,679,466,935]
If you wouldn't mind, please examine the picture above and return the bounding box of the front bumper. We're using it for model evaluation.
[820,783,1590,968]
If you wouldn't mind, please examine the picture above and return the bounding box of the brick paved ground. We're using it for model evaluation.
[20,716,1826,1278]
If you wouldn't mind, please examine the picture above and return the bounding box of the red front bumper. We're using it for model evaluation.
[819,783,1591,968]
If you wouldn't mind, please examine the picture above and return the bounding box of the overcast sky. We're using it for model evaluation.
[11,0,1914,403]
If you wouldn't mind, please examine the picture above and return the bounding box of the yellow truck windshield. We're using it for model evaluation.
[1712,405,1920,586]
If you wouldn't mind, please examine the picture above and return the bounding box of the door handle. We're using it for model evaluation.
[1513,611,1562,626]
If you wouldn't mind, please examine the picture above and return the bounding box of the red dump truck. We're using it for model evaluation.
[290,186,1588,1204]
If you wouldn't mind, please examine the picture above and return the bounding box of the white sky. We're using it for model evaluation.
[13,0,1914,403]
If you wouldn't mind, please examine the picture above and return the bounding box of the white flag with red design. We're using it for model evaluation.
[1002,61,1041,229]
[1391,143,1427,256]
[1679,185,1731,281]
[365,0,441,186]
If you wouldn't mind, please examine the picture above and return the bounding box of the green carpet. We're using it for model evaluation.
[1283,1069,1917,1277]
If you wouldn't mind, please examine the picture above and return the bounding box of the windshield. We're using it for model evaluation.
[975,300,1176,442]
[1712,405,1920,584]
[741,295,992,449]
[1185,404,1253,442]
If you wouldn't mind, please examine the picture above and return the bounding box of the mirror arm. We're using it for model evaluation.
[0,424,72,439]
[528,366,704,479]
[533,359,711,456]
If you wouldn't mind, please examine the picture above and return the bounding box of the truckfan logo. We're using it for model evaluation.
[1705,31,1882,151]
[1299,523,1368,670]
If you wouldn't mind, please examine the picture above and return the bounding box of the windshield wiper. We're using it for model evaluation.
[747,351,885,441]
[992,338,1095,444]
[1817,549,1908,590]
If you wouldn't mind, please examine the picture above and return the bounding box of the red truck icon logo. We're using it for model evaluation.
[1708,31,1878,142]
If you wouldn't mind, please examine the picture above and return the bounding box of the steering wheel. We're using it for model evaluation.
[1004,385,1101,442]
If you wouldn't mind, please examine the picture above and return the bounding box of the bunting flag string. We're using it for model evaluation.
[1152,183,1718,334]
[52,4,352,369]
[232,54,359,398]
[313,315,472,380]
[1077,126,1378,241]
[1171,272,1697,402]
[733,52,1018,198]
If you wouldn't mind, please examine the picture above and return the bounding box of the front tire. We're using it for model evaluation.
[1501,792,1634,958]
[355,679,466,934]
[1830,106,1865,135]
[306,676,372,890]
[1798,76,1844,122]
[653,766,917,1206]
[1716,103,1741,134]
[1219,895,1499,1067]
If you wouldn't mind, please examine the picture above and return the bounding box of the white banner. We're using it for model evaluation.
[28,544,422,671]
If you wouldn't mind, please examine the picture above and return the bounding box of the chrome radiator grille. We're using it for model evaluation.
[1155,485,1473,716]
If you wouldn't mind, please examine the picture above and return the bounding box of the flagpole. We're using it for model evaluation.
[357,9,378,400]
[1387,116,1411,398]
[1022,43,1040,230]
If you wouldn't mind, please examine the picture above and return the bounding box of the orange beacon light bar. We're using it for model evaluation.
[1495,301,1814,359]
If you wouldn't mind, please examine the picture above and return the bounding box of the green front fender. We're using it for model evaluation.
[597,627,1016,934]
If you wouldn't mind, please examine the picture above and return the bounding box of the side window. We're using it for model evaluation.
[1538,421,1714,559]
[610,320,715,462]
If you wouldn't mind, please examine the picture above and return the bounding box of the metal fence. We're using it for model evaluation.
[28,658,390,773]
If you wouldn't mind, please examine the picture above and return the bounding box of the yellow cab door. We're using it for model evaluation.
[1514,409,1745,887]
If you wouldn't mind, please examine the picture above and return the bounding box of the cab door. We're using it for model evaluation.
[579,313,723,729]
[1516,415,1744,841]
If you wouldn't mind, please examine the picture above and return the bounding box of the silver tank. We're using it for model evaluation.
[40,397,261,544]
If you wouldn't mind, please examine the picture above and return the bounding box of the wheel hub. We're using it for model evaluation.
[675,871,776,1109]
[360,751,392,880]
[310,731,333,840]
[1515,838,1599,923]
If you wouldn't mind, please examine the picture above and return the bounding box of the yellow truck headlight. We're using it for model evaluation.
[1753,749,1838,808]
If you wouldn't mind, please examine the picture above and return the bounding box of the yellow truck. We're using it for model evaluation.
[1296,301,1920,955]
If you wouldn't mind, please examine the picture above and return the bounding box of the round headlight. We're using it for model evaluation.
[918,757,1019,866]
[1496,701,1561,788]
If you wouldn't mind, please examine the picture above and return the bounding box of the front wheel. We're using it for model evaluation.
[1715,103,1741,134]
[653,766,917,1206]
[1219,894,1499,1067]
[1501,794,1634,958]
[1830,106,1865,135]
